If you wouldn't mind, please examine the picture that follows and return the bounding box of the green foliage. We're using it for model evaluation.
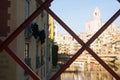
[52,44,58,66]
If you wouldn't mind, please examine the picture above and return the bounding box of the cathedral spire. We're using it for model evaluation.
[93,7,101,19]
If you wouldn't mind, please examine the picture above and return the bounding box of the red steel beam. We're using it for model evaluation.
[118,0,120,3]
[36,0,120,79]
[0,0,119,79]
[0,0,53,52]
[0,40,41,80]
[84,9,120,79]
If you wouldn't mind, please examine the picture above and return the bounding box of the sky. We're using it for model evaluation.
[50,0,120,34]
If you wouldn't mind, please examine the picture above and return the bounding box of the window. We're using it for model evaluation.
[24,43,31,76]
[24,43,29,58]
[25,0,30,19]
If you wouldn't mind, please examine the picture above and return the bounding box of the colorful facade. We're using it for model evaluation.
[55,8,120,55]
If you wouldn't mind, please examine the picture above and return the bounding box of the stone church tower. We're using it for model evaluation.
[86,7,103,34]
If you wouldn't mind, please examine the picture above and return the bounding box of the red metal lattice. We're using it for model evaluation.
[0,0,120,80]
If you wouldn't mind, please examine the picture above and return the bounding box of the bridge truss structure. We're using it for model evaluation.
[0,0,120,80]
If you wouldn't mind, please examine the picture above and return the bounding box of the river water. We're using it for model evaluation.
[60,61,120,80]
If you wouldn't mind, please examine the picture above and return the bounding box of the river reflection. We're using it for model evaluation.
[60,62,120,80]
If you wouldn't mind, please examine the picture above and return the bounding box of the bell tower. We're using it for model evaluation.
[86,7,102,34]
[93,7,100,20]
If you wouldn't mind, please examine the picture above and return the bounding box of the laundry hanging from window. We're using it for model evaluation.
[31,23,46,44]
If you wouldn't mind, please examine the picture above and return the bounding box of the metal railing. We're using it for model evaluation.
[0,0,120,80]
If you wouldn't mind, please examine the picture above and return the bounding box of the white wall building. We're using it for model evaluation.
[55,7,120,55]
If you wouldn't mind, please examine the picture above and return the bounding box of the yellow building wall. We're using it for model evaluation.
[49,16,54,42]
